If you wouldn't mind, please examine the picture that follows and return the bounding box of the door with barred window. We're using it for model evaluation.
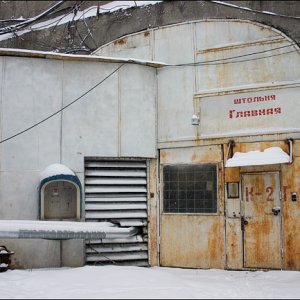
[159,147,225,269]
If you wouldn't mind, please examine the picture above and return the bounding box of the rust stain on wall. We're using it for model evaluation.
[226,219,243,270]
[207,221,220,264]
[190,148,221,163]
[160,215,225,269]
[242,172,281,269]
[239,141,288,153]
[160,141,300,270]
[195,146,222,163]
[148,159,158,267]
[160,150,171,164]
[294,140,300,157]
[282,154,300,270]
[114,38,128,46]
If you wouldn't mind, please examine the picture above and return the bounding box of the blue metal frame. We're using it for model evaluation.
[39,174,82,220]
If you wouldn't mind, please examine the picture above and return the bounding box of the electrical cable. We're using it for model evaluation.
[30,2,132,33]
[81,10,98,48]
[0,63,125,144]
[75,24,93,52]
[194,49,298,66]
[0,1,65,34]
[1,46,299,145]
[31,1,139,31]
[17,2,84,33]
[207,0,300,20]
[0,18,29,23]
[162,41,299,67]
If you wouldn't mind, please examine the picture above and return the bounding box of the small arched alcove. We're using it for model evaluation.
[39,164,82,220]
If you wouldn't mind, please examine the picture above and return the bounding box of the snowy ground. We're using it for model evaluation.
[0,265,300,299]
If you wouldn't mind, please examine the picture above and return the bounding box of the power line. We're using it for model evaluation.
[197,49,298,66]
[12,2,84,34]
[0,46,299,144]
[0,63,125,144]
[0,1,65,35]
[34,5,80,31]
[163,41,299,67]
[1,36,300,143]
[207,0,300,20]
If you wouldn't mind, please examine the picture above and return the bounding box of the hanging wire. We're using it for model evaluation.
[0,63,125,144]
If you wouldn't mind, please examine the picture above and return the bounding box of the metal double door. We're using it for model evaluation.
[241,172,282,269]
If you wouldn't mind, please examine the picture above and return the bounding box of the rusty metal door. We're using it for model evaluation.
[242,172,282,269]
[159,146,225,269]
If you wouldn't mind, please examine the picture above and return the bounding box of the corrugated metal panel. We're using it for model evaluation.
[85,159,149,267]
[85,170,147,177]
[88,234,147,244]
[85,211,147,219]
[114,219,147,227]
[86,252,148,262]
[85,161,147,168]
[85,178,147,185]
[86,243,148,253]
[86,196,147,202]
[85,204,147,210]
[85,186,147,193]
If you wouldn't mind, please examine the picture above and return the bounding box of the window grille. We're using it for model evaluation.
[163,164,218,214]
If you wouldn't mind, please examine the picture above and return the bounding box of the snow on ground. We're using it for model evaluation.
[0,265,300,299]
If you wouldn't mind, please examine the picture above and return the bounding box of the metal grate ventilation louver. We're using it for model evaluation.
[84,159,149,266]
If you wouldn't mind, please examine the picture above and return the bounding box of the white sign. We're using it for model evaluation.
[196,83,300,138]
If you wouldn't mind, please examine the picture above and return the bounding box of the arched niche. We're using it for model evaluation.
[39,164,82,220]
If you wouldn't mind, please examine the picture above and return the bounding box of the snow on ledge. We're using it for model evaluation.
[40,163,75,181]
[0,220,139,240]
[0,220,116,233]
[225,147,290,167]
[0,48,167,67]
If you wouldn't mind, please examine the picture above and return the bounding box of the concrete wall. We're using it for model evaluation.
[0,56,156,268]
[0,1,110,20]
[0,1,299,54]
[95,19,300,146]
[95,18,300,270]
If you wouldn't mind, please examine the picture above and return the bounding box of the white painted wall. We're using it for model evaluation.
[0,56,157,268]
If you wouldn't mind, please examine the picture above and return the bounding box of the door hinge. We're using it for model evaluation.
[241,217,245,231]
[241,217,248,231]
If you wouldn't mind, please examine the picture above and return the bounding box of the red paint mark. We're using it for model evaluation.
[246,187,254,202]
[266,186,274,201]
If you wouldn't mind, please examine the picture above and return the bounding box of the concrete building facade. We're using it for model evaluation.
[0,2,300,271]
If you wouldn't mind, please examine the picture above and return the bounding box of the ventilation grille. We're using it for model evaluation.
[84,159,149,266]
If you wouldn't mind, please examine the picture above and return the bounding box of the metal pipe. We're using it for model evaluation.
[0,220,139,240]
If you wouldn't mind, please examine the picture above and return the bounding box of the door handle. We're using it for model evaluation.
[272,207,281,216]
[241,217,248,231]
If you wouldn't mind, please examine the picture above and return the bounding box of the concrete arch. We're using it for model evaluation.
[94,19,300,144]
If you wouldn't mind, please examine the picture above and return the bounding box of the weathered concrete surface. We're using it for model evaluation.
[0,1,299,53]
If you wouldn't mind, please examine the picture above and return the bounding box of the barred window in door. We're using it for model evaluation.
[163,164,218,214]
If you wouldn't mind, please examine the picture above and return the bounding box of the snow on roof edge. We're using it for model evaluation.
[0,47,167,67]
[226,146,290,167]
